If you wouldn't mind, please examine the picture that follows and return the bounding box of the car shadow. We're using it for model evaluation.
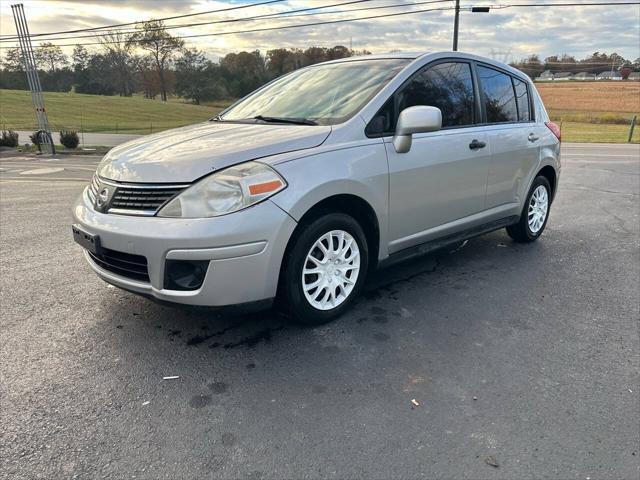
[100,230,546,356]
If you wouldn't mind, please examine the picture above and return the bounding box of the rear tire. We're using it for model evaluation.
[279,213,368,325]
[506,175,551,243]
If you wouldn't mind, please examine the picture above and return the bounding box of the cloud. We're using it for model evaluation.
[1,0,639,62]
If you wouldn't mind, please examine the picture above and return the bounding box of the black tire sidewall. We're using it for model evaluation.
[282,213,369,325]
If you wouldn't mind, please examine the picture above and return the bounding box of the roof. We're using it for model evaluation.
[329,52,424,63]
[320,51,531,81]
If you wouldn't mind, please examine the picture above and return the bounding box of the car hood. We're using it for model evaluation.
[97,121,332,183]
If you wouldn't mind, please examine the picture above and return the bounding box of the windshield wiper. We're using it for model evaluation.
[210,115,223,122]
[253,115,317,126]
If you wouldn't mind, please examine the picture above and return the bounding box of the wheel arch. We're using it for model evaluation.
[281,193,381,275]
[536,164,557,202]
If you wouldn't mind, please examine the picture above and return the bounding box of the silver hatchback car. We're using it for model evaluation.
[72,51,561,324]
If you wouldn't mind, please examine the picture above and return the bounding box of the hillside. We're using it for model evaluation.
[0,89,227,134]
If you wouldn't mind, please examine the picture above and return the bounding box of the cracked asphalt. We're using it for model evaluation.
[1,143,639,479]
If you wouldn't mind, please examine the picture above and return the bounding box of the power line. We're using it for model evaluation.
[1,0,454,44]
[0,0,372,40]
[0,4,463,49]
[492,1,640,6]
[0,0,288,39]
[1,1,638,50]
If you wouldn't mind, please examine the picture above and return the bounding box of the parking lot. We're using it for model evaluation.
[1,143,638,479]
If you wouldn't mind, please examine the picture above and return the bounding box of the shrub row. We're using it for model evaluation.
[17,130,80,149]
[0,130,19,148]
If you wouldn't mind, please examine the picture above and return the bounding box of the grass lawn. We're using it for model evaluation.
[0,89,228,134]
[558,121,639,143]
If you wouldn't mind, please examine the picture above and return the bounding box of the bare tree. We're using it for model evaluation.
[96,31,136,96]
[130,20,184,101]
[35,42,68,73]
[1,47,24,72]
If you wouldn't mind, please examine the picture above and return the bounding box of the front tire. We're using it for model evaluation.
[506,175,552,243]
[279,213,369,325]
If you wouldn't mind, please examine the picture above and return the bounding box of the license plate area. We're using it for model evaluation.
[72,224,101,255]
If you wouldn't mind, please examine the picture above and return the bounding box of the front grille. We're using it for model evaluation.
[88,175,99,203]
[110,187,185,213]
[88,247,149,282]
[88,174,189,216]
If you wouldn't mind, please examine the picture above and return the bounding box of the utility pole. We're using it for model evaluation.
[453,0,460,51]
[454,5,490,52]
[11,3,55,154]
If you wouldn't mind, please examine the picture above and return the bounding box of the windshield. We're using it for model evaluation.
[220,59,410,125]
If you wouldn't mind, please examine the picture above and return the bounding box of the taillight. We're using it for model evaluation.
[545,122,561,141]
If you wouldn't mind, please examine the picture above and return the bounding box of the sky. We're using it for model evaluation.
[0,0,639,63]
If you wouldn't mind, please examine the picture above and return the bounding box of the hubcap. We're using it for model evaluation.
[302,230,361,311]
[528,185,549,234]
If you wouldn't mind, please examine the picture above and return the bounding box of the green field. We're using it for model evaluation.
[552,119,639,143]
[0,89,228,134]
[1,88,638,142]
[546,110,639,143]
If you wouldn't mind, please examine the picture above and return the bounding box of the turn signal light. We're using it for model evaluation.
[248,180,284,195]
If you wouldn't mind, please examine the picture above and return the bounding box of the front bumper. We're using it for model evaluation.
[72,188,297,306]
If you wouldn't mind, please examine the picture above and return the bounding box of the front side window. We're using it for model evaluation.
[398,62,476,128]
[477,65,518,123]
[220,59,409,126]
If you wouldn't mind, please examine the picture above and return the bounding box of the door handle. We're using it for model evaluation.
[528,133,539,142]
[469,139,486,150]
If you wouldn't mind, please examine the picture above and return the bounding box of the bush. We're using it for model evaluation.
[0,130,19,148]
[30,131,42,145]
[60,130,79,149]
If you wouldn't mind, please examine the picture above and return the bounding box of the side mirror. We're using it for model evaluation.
[393,106,442,153]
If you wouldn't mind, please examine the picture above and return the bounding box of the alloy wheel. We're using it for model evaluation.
[528,185,549,233]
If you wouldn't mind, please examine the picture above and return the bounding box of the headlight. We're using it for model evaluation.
[157,161,286,218]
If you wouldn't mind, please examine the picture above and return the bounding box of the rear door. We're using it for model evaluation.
[375,61,492,253]
[476,65,543,208]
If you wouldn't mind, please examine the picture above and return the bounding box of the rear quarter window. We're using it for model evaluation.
[513,78,531,122]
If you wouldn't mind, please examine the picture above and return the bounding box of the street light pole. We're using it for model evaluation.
[452,0,460,51]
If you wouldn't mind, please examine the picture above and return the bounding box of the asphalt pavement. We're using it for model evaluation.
[1,143,638,479]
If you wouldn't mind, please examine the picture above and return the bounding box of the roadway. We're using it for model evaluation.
[1,143,638,479]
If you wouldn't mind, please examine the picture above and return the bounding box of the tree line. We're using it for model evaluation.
[510,52,640,78]
[0,20,369,104]
[2,19,638,103]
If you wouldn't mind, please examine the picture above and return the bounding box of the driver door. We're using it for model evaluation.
[379,61,492,253]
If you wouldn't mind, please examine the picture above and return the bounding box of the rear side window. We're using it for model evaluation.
[477,65,518,123]
[398,62,475,128]
[513,78,531,121]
